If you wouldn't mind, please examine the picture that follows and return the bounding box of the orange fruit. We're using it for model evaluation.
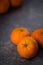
[31,29,43,47]
[17,36,38,59]
[10,27,30,45]
[9,0,23,7]
[0,0,9,14]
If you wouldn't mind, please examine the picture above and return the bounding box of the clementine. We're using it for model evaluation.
[9,0,23,7]
[31,29,43,47]
[10,27,30,45]
[0,0,9,14]
[17,36,38,59]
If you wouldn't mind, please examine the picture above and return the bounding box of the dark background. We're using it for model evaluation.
[0,0,43,65]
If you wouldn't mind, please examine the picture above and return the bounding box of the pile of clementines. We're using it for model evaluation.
[10,27,43,59]
[0,0,23,14]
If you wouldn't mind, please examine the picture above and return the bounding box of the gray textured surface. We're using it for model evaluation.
[0,0,43,65]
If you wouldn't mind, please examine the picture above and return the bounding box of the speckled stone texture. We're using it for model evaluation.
[0,0,43,65]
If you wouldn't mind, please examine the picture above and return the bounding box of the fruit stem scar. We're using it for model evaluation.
[23,41,28,47]
[41,32,43,35]
[19,29,24,32]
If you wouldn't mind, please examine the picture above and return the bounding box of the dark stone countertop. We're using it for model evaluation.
[0,0,43,65]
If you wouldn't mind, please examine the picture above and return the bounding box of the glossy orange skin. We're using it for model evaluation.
[31,29,43,47]
[10,28,30,45]
[17,37,38,59]
[9,0,23,7]
[0,0,9,14]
